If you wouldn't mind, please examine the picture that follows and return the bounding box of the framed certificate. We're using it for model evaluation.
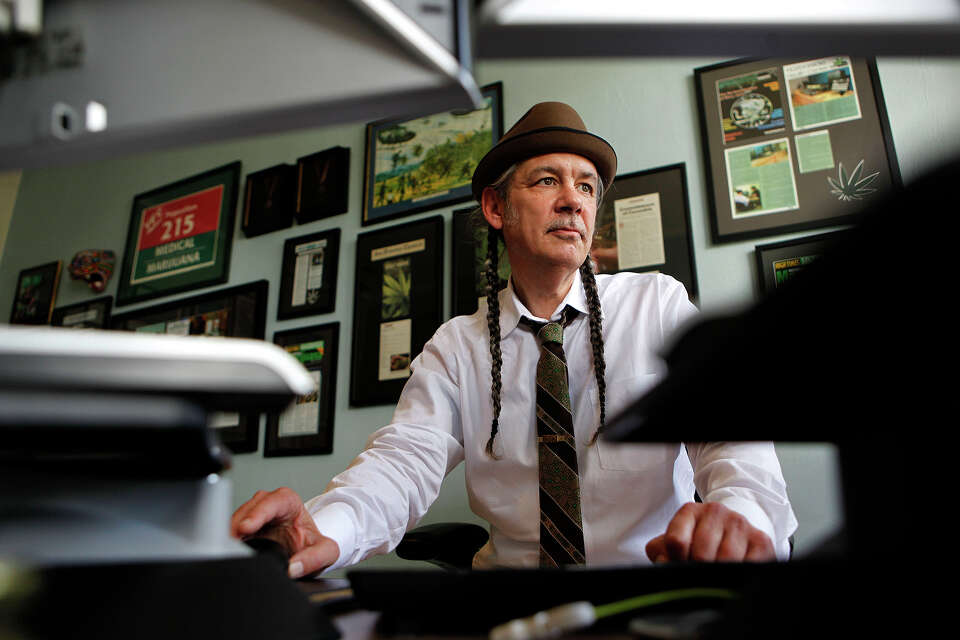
[277,228,340,320]
[51,295,113,328]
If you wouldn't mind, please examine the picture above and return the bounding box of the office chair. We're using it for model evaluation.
[395,522,489,570]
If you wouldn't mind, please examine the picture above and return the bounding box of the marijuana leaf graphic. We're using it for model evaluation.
[828,160,879,202]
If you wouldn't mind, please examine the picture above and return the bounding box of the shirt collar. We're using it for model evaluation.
[499,269,589,338]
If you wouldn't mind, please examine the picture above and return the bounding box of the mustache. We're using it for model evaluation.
[546,218,587,238]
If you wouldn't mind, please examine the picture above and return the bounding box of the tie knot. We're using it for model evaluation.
[520,305,579,345]
[538,322,563,345]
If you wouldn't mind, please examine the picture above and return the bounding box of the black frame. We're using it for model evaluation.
[754,229,850,295]
[110,280,268,453]
[296,146,350,224]
[241,163,295,238]
[51,295,113,328]
[451,206,509,317]
[695,56,901,243]
[116,162,241,306]
[361,82,503,226]
[265,322,339,457]
[277,228,341,321]
[350,215,444,406]
[9,260,62,325]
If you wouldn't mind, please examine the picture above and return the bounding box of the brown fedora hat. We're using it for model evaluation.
[472,101,617,201]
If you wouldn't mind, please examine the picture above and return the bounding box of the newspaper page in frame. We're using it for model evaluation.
[724,138,799,218]
[716,68,786,145]
[613,192,666,270]
[279,369,322,437]
[291,238,327,307]
[783,56,862,131]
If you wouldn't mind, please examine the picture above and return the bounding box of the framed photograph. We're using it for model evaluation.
[754,229,850,295]
[51,295,113,328]
[590,163,699,301]
[116,161,241,306]
[694,56,901,243]
[296,146,350,224]
[361,82,503,226]
[110,280,268,454]
[265,322,339,457]
[350,215,444,406]
[241,163,295,238]
[277,228,341,320]
[9,260,62,324]
[451,206,510,317]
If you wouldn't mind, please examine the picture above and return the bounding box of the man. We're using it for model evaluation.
[232,102,797,577]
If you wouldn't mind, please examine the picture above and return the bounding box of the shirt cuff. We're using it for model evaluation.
[712,495,788,561]
[308,501,358,573]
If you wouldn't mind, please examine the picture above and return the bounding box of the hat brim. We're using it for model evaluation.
[472,126,617,202]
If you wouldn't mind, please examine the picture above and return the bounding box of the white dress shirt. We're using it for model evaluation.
[308,271,797,571]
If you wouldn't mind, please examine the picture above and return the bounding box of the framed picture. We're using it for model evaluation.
[350,215,444,406]
[110,280,268,453]
[296,146,350,224]
[694,56,901,243]
[754,229,850,295]
[265,322,339,457]
[590,163,699,301]
[451,206,510,317]
[277,228,341,320]
[116,161,241,306]
[241,163,295,238]
[361,82,503,226]
[9,260,62,324]
[51,295,113,328]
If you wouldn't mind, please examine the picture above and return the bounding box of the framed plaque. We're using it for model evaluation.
[350,215,444,406]
[51,295,113,328]
[9,260,62,325]
[754,229,850,295]
[265,322,339,457]
[241,163,295,238]
[451,206,510,317]
[695,57,900,243]
[110,280,268,453]
[277,228,341,320]
[116,162,241,306]
[362,82,503,226]
[296,146,350,224]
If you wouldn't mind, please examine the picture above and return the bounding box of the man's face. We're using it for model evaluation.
[488,152,599,274]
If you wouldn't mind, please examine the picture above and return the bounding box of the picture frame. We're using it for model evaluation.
[451,206,510,317]
[296,146,350,224]
[264,322,339,457]
[754,229,850,295]
[361,82,503,226]
[277,228,341,321]
[9,260,62,324]
[51,295,113,328]
[110,280,268,453]
[241,163,295,238]
[694,56,901,243]
[350,215,444,406]
[116,161,241,306]
[590,163,699,301]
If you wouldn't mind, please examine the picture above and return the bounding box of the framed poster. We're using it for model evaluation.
[361,82,503,226]
[296,146,350,224]
[9,260,61,324]
[51,295,113,328]
[241,163,295,238]
[277,228,340,320]
[350,215,444,406]
[265,322,339,457]
[451,206,510,317]
[590,163,699,301]
[754,229,850,295]
[111,280,268,453]
[694,57,901,243]
[116,162,241,306]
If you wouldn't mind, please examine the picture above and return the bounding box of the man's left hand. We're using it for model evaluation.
[646,502,774,563]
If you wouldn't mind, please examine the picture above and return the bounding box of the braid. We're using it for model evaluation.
[484,224,504,458]
[580,258,607,445]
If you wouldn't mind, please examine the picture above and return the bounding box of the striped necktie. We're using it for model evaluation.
[520,305,585,567]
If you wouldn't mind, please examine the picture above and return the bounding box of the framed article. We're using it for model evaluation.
[111,280,268,453]
[265,322,339,457]
[754,229,849,295]
[361,82,503,226]
[451,206,510,317]
[116,162,241,306]
[590,163,699,300]
[350,215,444,406]
[241,163,295,238]
[296,146,350,224]
[277,228,341,320]
[9,260,61,324]
[51,295,113,328]
[694,56,901,243]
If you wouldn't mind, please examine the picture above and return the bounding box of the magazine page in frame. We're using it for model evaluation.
[277,228,340,320]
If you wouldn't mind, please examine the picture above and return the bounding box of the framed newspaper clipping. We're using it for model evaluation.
[277,228,340,320]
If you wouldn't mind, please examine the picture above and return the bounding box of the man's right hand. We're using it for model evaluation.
[230,487,340,579]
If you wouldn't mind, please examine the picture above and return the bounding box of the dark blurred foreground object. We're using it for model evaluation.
[604,156,960,637]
